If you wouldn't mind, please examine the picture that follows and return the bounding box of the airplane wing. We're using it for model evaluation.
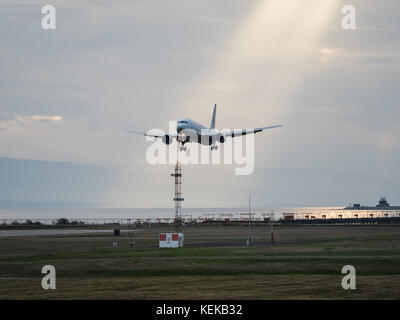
[126,130,178,139]
[221,125,282,138]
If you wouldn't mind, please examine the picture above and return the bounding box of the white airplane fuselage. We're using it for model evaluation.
[176,118,221,146]
[128,104,282,150]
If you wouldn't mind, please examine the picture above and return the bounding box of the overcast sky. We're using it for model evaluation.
[0,0,399,207]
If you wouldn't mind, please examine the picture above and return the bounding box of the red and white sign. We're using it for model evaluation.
[159,233,184,248]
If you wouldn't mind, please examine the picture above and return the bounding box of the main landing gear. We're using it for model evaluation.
[179,143,187,152]
[178,143,218,152]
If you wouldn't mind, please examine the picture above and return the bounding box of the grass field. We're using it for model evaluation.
[0,224,399,299]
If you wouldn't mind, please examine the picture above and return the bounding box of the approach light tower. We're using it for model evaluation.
[171,162,184,232]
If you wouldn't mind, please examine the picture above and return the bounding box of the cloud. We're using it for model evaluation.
[0,0,399,206]
[377,134,396,151]
[320,48,334,55]
[17,115,62,123]
[0,115,62,129]
[317,46,399,67]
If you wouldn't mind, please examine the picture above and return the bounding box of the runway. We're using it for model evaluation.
[0,229,136,237]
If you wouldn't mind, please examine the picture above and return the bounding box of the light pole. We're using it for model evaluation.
[270,209,274,245]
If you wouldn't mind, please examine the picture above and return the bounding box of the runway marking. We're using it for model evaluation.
[0,277,37,280]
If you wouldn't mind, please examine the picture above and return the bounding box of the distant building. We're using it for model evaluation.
[282,197,400,221]
[345,197,400,210]
[377,197,390,208]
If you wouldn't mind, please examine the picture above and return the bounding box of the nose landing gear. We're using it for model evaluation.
[179,141,187,152]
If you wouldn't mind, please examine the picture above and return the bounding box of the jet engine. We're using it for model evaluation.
[162,135,173,145]
[216,133,225,143]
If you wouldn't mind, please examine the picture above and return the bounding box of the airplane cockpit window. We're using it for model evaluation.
[178,121,188,124]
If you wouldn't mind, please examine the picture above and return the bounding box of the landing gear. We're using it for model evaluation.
[179,143,187,152]
[211,145,218,151]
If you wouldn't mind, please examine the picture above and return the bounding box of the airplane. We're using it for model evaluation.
[128,104,282,151]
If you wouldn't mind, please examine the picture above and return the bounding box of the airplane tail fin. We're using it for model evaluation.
[210,104,217,129]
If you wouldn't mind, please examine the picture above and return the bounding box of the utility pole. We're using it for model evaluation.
[270,209,275,245]
[247,194,252,246]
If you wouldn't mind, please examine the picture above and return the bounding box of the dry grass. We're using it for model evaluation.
[0,224,399,299]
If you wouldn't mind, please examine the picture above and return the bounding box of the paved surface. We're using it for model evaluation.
[0,229,136,237]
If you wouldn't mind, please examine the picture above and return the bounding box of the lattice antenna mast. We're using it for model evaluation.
[171,161,184,232]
